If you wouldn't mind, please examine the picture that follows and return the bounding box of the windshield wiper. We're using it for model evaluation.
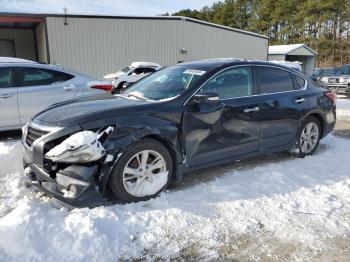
[127,93,146,101]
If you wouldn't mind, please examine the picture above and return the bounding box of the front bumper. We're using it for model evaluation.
[321,83,350,92]
[23,137,110,208]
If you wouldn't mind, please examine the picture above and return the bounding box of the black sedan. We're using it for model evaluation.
[22,59,336,207]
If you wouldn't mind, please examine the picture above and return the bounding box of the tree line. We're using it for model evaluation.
[167,0,350,68]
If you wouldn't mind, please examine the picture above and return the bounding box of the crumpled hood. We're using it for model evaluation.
[33,94,148,126]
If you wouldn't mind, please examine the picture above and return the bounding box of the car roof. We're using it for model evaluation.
[0,57,36,63]
[176,58,303,74]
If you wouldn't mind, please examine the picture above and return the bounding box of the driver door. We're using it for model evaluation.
[183,66,261,167]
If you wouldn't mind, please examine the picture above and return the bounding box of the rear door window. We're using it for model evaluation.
[19,67,74,87]
[256,67,294,94]
[0,67,14,88]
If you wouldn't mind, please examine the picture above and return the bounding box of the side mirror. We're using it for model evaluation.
[193,92,219,103]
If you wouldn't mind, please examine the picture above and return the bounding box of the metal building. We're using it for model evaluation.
[0,13,269,78]
[268,44,317,76]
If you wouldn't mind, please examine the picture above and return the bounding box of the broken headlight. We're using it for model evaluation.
[45,126,114,163]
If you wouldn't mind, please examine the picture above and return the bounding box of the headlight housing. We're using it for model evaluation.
[339,77,349,84]
[45,126,114,163]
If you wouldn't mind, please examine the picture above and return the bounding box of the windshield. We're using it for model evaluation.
[120,66,131,73]
[122,66,206,101]
[340,65,350,75]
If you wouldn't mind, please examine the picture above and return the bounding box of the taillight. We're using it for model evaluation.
[91,84,113,92]
[325,92,337,103]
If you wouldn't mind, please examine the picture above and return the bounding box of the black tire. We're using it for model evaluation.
[108,139,173,202]
[293,116,321,158]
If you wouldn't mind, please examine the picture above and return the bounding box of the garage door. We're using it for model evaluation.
[0,40,15,57]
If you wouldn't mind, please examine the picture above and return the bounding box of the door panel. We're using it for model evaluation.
[0,67,20,128]
[257,91,308,149]
[183,66,260,167]
[255,66,309,149]
[183,97,261,166]
[16,67,77,124]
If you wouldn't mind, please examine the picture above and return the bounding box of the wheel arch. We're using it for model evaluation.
[141,134,181,180]
[304,112,325,138]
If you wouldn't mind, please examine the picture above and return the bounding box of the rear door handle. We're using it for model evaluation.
[0,94,14,99]
[294,98,305,103]
[244,106,260,113]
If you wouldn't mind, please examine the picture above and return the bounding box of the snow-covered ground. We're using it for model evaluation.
[0,99,350,261]
[337,98,350,119]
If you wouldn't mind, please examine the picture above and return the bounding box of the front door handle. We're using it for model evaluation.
[63,86,73,91]
[294,98,305,103]
[0,94,14,99]
[244,106,260,113]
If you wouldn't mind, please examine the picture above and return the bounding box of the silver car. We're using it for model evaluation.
[0,57,107,131]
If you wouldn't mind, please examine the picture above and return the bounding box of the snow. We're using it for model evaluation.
[337,98,350,119]
[0,100,349,260]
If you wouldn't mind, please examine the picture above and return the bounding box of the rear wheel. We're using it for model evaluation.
[294,116,321,158]
[108,139,173,202]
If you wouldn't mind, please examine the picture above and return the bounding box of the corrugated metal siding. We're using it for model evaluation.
[35,23,48,63]
[0,28,36,60]
[268,54,286,61]
[46,17,268,78]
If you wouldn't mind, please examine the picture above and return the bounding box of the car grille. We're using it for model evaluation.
[25,126,50,147]
[328,78,339,83]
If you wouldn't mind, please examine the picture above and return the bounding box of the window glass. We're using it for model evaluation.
[295,75,305,89]
[123,66,204,101]
[0,68,13,88]
[257,67,294,94]
[20,68,73,87]
[143,68,156,74]
[201,67,253,99]
[120,66,131,73]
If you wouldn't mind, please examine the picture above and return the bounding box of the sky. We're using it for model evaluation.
[0,0,220,16]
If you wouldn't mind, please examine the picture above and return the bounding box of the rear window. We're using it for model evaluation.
[256,67,294,94]
[19,68,74,87]
[0,68,13,88]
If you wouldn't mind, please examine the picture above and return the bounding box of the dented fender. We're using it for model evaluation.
[89,116,184,194]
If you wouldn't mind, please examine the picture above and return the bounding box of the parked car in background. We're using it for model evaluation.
[23,59,336,207]
[270,60,302,72]
[311,67,341,82]
[317,65,350,93]
[0,57,108,131]
[103,62,161,93]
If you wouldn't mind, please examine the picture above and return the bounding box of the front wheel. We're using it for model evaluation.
[108,139,173,202]
[294,116,321,158]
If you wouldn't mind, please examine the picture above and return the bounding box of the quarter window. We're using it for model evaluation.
[0,68,13,88]
[19,68,74,87]
[256,67,294,94]
[295,75,306,89]
[201,67,253,99]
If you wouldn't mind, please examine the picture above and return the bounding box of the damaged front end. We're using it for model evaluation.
[23,125,117,207]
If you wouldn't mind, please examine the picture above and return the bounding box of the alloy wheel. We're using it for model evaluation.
[122,150,168,197]
[300,122,319,154]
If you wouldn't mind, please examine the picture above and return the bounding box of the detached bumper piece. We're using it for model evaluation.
[25,164,109,208]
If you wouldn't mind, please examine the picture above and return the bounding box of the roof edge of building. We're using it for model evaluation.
[0,12,269,40]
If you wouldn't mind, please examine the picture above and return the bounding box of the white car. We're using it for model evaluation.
[270,60,302,72]
[0,57,108,131]
[103,62,161,92]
